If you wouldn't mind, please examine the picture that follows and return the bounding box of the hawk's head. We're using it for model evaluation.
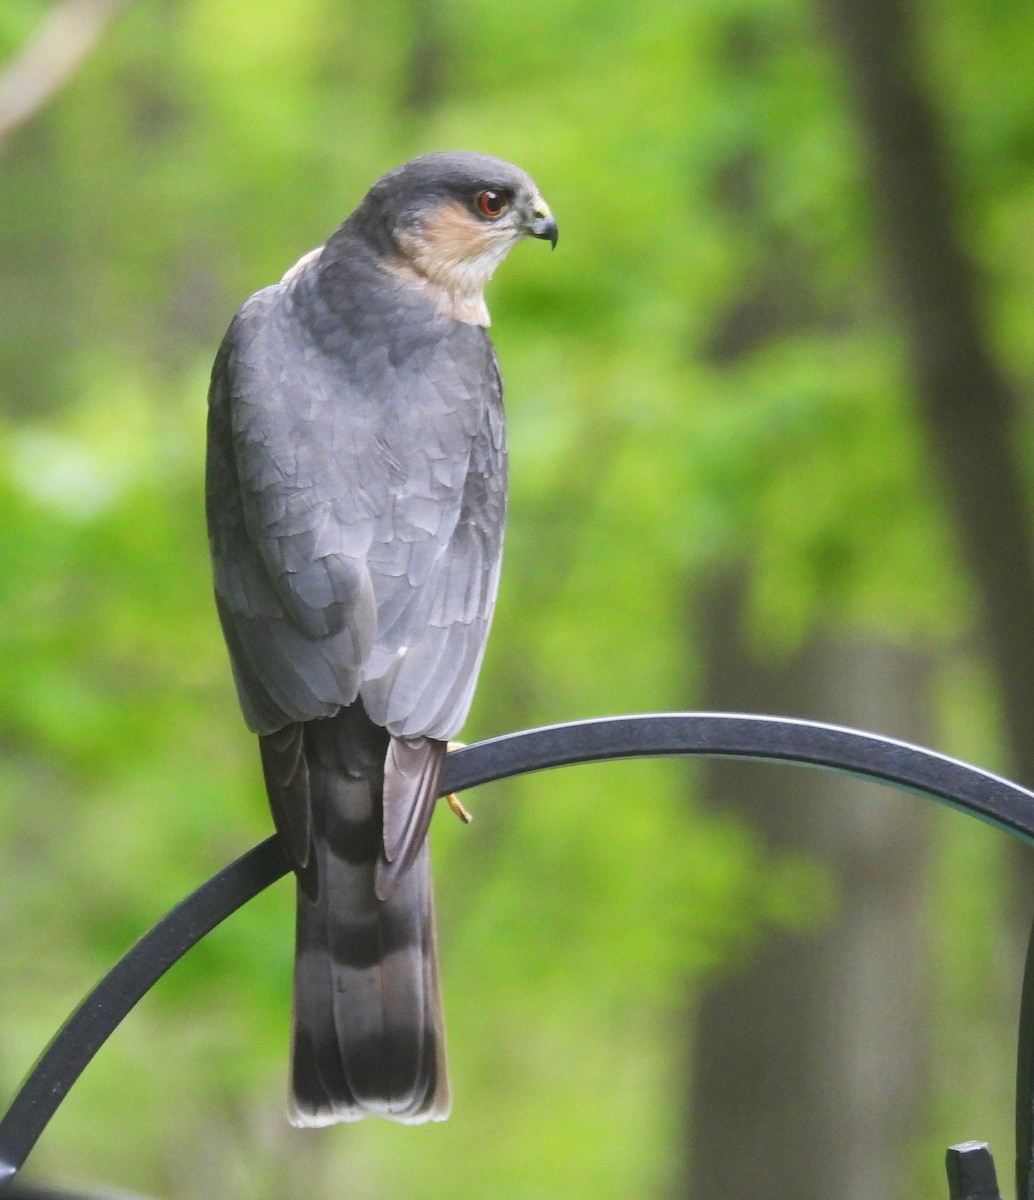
[352,152,557,325]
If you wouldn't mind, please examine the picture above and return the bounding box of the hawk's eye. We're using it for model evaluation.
[476,189,509,219]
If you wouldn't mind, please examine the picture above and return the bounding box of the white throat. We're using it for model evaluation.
[392,216,520,327]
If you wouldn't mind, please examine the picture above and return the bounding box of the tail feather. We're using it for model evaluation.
[287,708,449,1127]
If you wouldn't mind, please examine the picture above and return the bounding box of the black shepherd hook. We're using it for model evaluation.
[2,712,1034,1199]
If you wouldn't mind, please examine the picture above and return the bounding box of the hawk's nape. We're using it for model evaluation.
[205,152,556,1124]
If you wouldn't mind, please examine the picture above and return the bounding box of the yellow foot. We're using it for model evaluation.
[444,744,472,822]
[446,792,473,824]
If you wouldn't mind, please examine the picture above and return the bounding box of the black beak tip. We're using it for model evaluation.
[532,216,559,250]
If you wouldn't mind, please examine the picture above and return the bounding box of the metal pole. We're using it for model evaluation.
[3,713,1034,1193]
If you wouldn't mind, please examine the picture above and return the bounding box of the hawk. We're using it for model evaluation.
[205,153,556,1125]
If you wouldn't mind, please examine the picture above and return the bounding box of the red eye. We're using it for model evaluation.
[476,189,509,219]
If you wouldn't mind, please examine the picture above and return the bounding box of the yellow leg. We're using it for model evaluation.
[446,792,473,823]
[445,742,472,822]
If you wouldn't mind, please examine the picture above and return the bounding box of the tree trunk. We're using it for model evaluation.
[681,574,933,1200]
[818,0,1034,791]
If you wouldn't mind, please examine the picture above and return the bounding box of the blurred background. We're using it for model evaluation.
[2,0,1034,1197]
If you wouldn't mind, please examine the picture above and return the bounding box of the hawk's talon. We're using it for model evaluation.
[446,792,472,824]
[444,744,472,823]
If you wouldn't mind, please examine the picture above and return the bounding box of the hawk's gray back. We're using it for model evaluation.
[207,225,507,742]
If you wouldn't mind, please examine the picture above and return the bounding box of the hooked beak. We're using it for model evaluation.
[528,198,558,250]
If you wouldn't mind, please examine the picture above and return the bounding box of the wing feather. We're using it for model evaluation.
[377,738,447,900]
[207,256,506,908]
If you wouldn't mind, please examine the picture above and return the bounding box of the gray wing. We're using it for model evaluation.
[205,273,506,744]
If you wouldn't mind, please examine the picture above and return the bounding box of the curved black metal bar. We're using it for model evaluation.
[3,712,1034,1195]
[1019,932,1034,1200]
[0,1184,148,1200]
[441,713,1034,841]
[0,837,289,1191]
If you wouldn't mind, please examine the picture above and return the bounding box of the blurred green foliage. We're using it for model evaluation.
[1,0,1033,1196]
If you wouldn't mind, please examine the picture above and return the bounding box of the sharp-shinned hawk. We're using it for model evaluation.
[205,152,556,1125]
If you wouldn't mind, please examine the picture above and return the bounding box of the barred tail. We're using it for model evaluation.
[287,711,449,1126]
